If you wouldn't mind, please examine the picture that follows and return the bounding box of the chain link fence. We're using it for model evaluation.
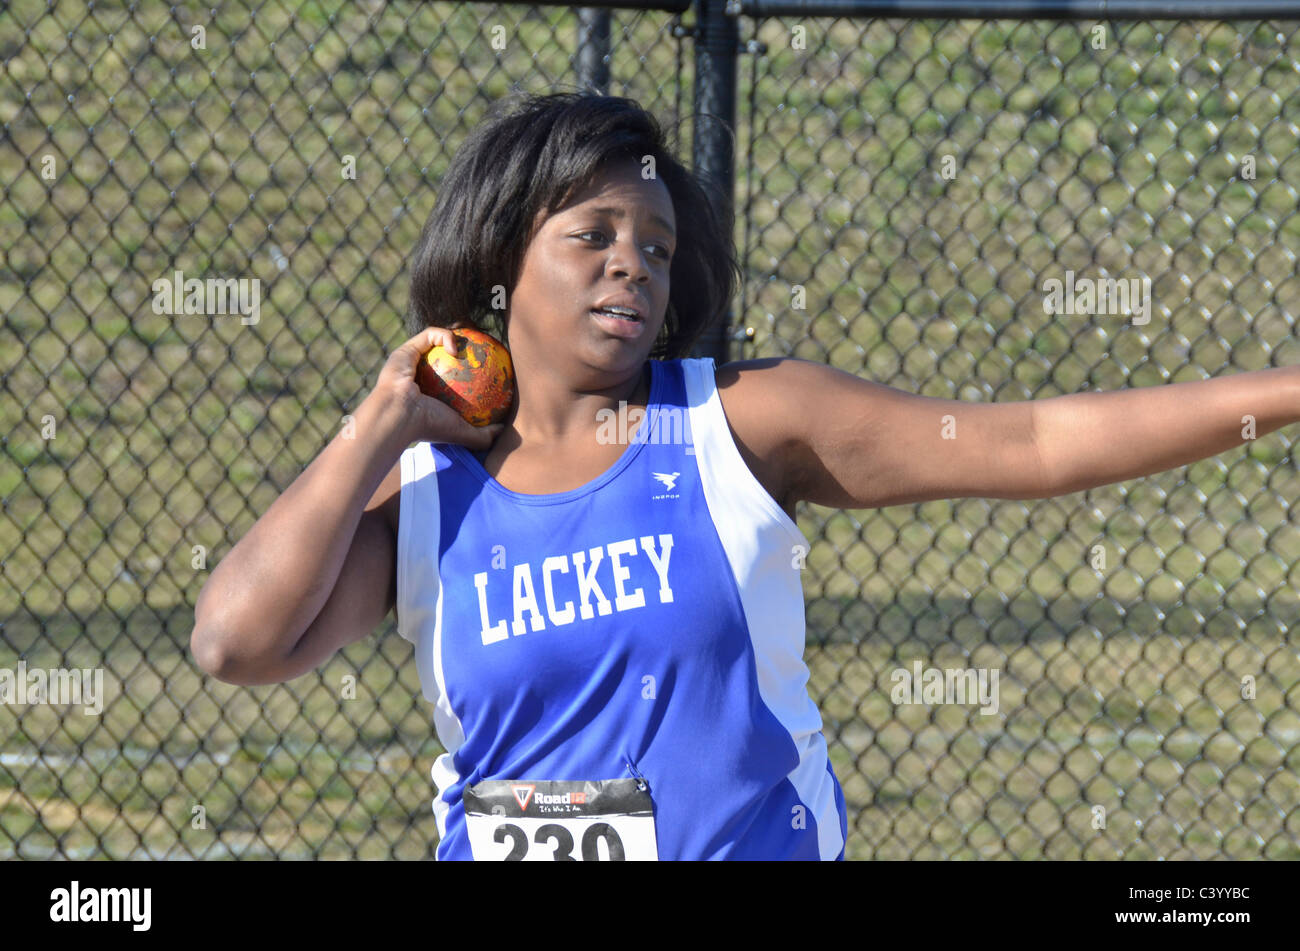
[2,0,1298,859]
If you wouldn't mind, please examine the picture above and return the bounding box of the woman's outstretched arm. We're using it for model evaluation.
[1029,364,1300,497]
[723,358,1300,509]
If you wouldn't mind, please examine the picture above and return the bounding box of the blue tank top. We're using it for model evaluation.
[396,356,847,860]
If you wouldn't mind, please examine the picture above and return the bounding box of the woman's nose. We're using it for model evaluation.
[606,241,651,282]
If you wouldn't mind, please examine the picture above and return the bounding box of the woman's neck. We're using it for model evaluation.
[475,361,651,459]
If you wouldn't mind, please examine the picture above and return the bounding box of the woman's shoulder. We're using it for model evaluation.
[710,357,802,443]
[709,358,807,519]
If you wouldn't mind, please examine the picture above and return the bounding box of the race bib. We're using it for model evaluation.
[463,778,658,861]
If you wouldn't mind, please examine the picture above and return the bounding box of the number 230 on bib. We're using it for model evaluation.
[463,778,658,861]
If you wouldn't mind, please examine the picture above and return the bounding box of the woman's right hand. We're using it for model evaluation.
[368,326,507,450]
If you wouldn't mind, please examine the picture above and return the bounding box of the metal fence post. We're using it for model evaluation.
[691,0,740,363]
[576,9,612,93]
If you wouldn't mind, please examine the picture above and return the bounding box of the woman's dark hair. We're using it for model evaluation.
[407,91,740,360]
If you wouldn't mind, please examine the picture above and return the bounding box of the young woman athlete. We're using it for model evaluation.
[192,92,1300,860]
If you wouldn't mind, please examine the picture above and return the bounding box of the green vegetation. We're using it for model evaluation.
[2,3,1298,859]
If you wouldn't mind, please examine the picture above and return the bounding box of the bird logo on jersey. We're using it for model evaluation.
[651,471,681,500]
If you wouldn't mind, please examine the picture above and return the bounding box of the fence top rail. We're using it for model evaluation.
[528,0,1300,18]
[525,0,692,11]
[474,0,1300,19]
[735,0,1300,18]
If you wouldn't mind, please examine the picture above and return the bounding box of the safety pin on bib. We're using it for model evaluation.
[624,756,649,793]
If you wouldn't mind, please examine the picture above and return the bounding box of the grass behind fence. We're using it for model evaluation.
[2,2,1298,858]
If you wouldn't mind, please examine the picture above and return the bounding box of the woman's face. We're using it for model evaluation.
[505,157,677,385]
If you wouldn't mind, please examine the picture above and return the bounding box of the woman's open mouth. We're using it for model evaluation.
[591,307,645,337]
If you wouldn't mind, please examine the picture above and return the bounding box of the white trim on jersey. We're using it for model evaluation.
[398,443,467,852]
[680,356,846,861]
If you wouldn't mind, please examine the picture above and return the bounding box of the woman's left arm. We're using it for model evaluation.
[1030,364,1300,497]
[735,359,1300,509]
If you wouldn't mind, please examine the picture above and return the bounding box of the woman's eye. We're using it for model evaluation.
[579,232,671,260]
